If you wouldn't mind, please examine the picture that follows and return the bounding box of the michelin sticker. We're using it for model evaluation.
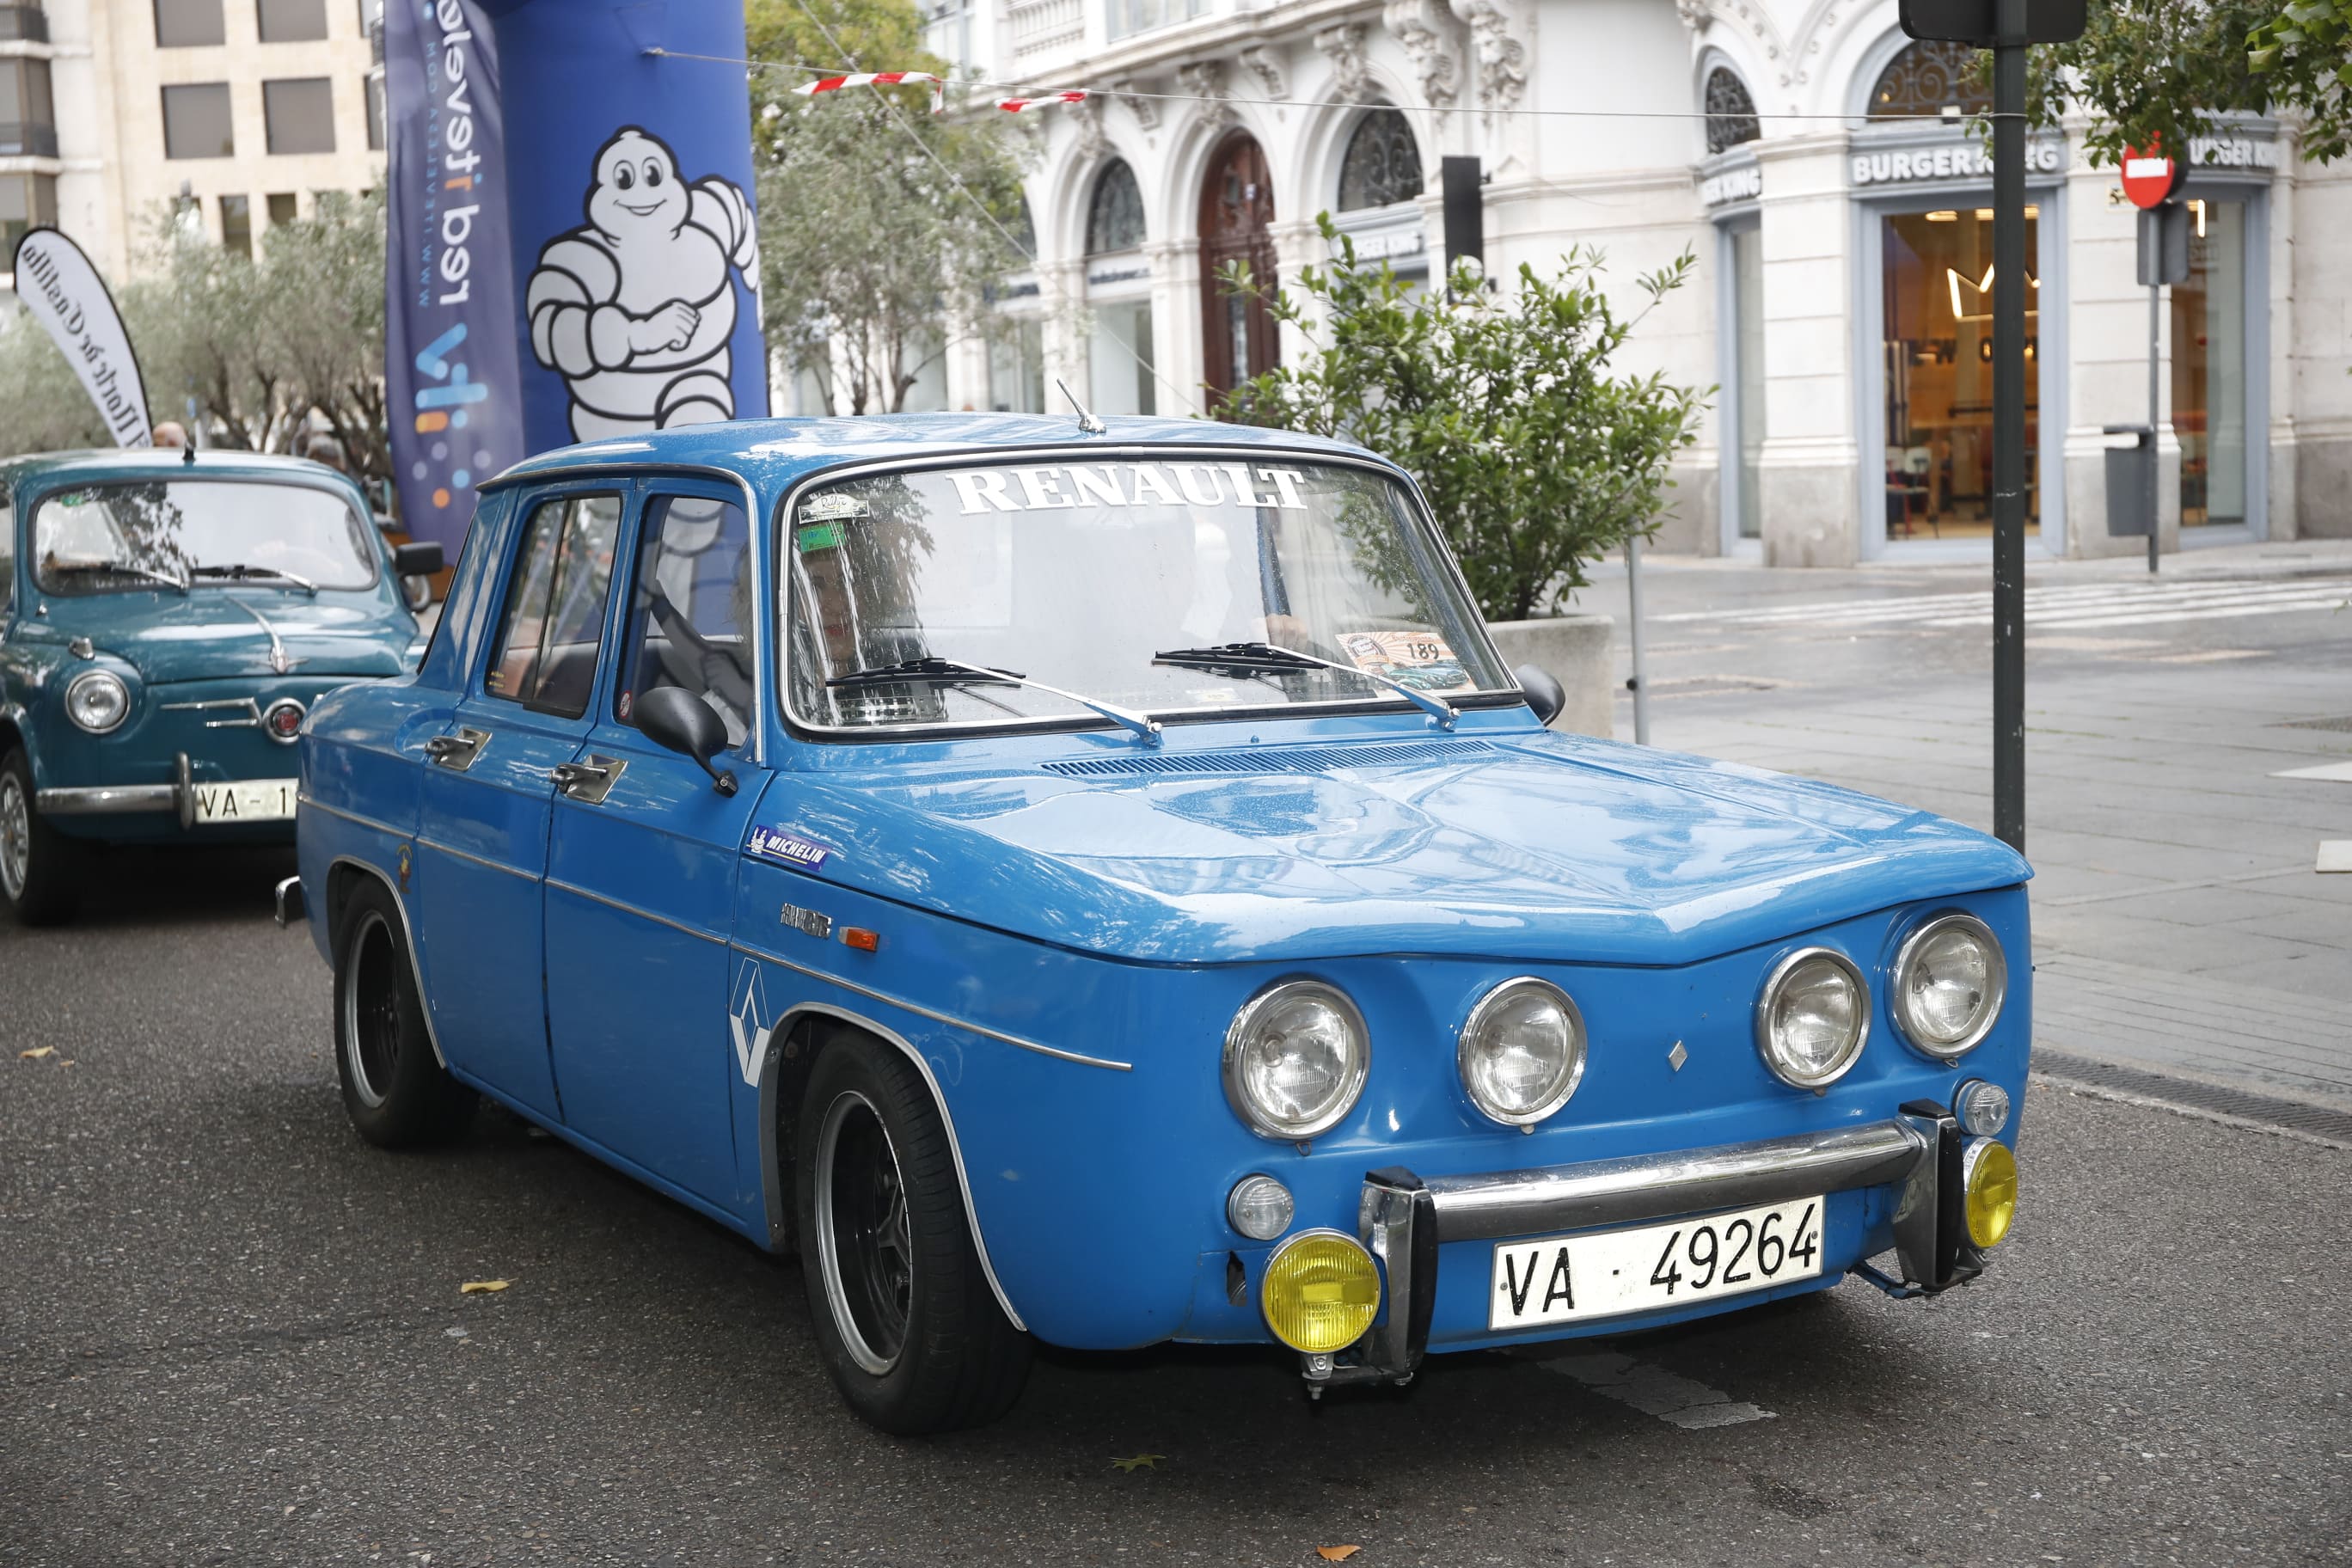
[524,126,762,440]
[728,959,775,1087]
[750,825,833,870]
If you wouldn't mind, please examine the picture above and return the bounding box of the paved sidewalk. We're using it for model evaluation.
[1565,540,2352,1111]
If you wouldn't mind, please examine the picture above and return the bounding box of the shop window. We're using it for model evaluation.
[0,171,57,254]
[1086,160,1145,255]
[1730,224,1765,540]
[989,318,1045,413]
[220,193,252,257]
[1338,108,1423,211]
[364,72,385,150]
[264,77,334,154]
[162,82,235,158]
[1704,69,1759,156]
[155,0,225,46]
[1867,40,1989,119]
[1880,206,2040,541]
[1087,301,1155,417]
[2174,197,2247,528]
[259,0,328,41]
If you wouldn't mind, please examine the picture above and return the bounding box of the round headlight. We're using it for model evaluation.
[1458,977,1587,1126]
[1222,981,1369,1141]
[64,669,131,734]
[1259,1229,1381,1353]
[1962,1136,2018,1249]
[1955,1078,2012,1138]
[1893,913,2006,1057]
[1755,947,1869,1089]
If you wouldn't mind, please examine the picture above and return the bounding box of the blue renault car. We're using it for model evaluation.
[0,447,438,923]
[289,414,2029,1434]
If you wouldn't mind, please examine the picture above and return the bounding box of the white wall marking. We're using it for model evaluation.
[1529,1350,1776,1429]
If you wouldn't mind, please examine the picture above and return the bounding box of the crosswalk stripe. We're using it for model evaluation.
[1529,1350,1776,1429]
[1653,576,2352,634]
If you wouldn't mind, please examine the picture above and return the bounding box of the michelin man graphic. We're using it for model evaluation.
[526,127,761,440]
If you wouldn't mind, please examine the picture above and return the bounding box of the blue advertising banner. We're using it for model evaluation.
[478,0,767,454]
[383,0,524,553]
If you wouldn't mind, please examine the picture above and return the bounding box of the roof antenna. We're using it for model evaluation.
[1056,377,1105,437]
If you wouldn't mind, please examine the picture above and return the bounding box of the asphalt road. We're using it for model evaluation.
[3,848,2349,1566]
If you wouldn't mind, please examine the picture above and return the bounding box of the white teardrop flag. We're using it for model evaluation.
[10,228,153,447]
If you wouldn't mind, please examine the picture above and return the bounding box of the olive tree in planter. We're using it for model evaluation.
[1221,217,1707,735]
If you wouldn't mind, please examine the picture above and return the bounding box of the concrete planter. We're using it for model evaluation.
[1485,614,1615,738]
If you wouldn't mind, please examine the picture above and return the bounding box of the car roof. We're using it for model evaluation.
[0,447,365,492]
[482,413,1384,494]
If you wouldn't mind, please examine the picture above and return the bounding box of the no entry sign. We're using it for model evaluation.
[2122,144,2184,209]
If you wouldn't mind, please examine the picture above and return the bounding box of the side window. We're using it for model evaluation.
[0,495,14,616]
[485,493,620,717]
[616,493,753,749]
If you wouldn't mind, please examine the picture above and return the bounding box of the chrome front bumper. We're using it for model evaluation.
[39,754,213,830]
[1343,1106,1974,1387]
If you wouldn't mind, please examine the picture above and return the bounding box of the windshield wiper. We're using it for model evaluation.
[829,656,1162,741]
[46,560,188,594]
[1153,640,1459,727]
[190,563,317,595]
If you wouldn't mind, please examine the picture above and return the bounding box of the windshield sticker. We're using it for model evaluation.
[1335,631,1477,696]
[796,522,845,553]
[947,462,1308,516]
[799,492,868,523]
[748,825,834,870]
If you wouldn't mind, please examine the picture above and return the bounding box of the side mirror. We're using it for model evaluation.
[1514,663,1566,727]
[392,541,444,577]
[635,683,739,796]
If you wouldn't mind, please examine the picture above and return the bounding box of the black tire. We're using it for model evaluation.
[332,879,476,1147]
[0,747,81,926]
[797,1036,1032,1435]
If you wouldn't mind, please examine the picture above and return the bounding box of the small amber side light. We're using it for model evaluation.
[842,928,880,952]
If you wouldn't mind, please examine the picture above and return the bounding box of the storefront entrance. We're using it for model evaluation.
[2174,196,2250,530]
[1198,133,1278,408]
[1879,205,2040,542]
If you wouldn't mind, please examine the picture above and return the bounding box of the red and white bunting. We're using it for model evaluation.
[794,70,946,113]
[996,90,1089,113]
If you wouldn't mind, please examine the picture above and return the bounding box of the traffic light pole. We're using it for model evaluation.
[1990,0,2027,854]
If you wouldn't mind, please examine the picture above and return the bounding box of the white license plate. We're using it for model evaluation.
[1489,1195,1825,1329]
[190,778,298,824]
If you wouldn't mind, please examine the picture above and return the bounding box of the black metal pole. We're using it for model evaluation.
[1990,1,2027,854]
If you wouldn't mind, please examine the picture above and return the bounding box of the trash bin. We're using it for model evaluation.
[2103,424,2154,537]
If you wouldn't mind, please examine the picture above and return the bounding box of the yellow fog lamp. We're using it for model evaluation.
[1962,1137,2018,1249]
[1259,1229,1381,1354]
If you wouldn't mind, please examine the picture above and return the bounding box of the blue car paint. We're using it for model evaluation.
[297,413,2033,1357]
[0,449,421,847]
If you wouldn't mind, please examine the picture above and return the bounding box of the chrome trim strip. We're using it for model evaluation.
[545,875,726,945]
[159,697,263,729]
[225,595,296,675]
[296,793,411,841]
[415,835,542,882]
[36,783,175,814]
[763,999,1027,1331]
[1424,1118,1931,1243]
[326,854,448,1070]
[731,937,1130,1072]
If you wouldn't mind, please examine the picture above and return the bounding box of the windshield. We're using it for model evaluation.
[31,479,377,595]
[782,454,1509,732]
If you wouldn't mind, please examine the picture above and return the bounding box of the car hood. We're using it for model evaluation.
[756,728,2032,966]
[63,591,416,683]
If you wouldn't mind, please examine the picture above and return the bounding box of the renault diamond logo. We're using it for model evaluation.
[729,960,776,1087]
[1667,1040,1688,1073]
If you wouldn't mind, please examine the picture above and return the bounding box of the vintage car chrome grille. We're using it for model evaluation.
[1041,738,1497,778]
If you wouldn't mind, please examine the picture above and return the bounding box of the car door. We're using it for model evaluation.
[413,482,624,1119]
[542,481,765,1205]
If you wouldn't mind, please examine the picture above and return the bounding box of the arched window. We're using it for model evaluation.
[1337,107,1423,211]
[1703,67,1759,155]
[1867,40,1990,119]
[1086,160,1145,255]
[1008,194,1037,260]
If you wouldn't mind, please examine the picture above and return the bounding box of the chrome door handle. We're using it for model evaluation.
[551,755,627,805]
[425,727,489,770]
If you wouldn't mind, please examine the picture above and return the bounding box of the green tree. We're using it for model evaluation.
[1222,217,1706,624]
[747,0,1030,413]
[2027,0,2351,167]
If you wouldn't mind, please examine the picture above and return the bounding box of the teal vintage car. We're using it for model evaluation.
[0,447,439,922]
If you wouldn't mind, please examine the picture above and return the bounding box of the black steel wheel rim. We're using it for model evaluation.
[344,913,402,1107]
[817,1092,912,1374]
